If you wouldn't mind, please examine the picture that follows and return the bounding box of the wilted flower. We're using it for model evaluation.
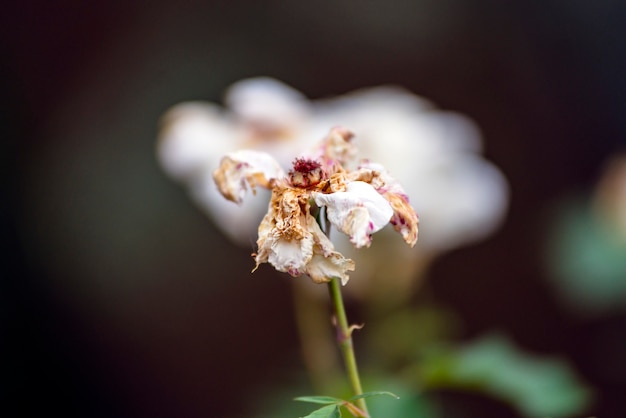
[212,127,418,285]
[158,77,508,296]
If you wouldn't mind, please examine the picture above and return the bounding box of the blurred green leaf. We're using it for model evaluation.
[419,335,592,418]
[295,396,343,405]
[300,404,341,418]
[546,197,626,313]
[361,378,438,418]
[349,391,399,401]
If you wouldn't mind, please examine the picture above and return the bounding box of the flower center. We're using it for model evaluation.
[290,158,324,188]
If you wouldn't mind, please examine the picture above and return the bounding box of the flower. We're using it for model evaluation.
[158,77,508,296]
[212,127,418,285]
[158,77,507,251]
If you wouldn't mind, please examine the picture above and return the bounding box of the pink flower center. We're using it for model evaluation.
[290,158,324,188]
[292,158,321,173]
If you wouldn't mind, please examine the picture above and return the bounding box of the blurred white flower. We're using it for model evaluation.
[212,127,418,285]
[158,77,508,295]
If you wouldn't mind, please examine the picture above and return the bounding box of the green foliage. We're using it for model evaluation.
[546,197,626,313]
[299,404,341,418]
[295,391,399,418]
[295,396,345,405]
[360,379,438,418]
[418,335,592,418]
[349,391,399,401]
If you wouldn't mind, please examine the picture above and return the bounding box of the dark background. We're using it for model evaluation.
[3,1,625,417]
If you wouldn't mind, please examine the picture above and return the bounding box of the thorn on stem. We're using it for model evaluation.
[331,316,365,343]
[348,323,365,336]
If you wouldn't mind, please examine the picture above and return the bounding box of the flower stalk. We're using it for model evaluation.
[320,206,369,416]
[328,277,369,416]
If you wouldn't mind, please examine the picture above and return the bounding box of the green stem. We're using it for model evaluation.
[317,207,369,416]
[328,277,369,417]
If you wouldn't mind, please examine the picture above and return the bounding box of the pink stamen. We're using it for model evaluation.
[292,158,321,173]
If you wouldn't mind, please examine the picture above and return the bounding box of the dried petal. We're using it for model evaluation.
[303,126,357,174]
[305,215,355,285]
[255,188,354,283]
[213,150,284,203]
[359,161,419,247]
[386,192,419,247]
[313,181,393,248]
[254,189,313,276]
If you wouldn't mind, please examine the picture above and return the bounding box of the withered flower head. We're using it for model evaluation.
[212,127,418,285]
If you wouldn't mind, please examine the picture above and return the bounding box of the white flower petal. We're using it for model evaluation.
[300,127,357,174]
[306,253,355,285]
[254,203,354,284]
[157,102,231,180]
[225,77,310,131]
[213,150,285,204]
[408,155,508,250]
[313,181,393,248]
[255,206,314,277]
[357,161,419,246]
[305,215,355,284]
[268,235,314,277]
